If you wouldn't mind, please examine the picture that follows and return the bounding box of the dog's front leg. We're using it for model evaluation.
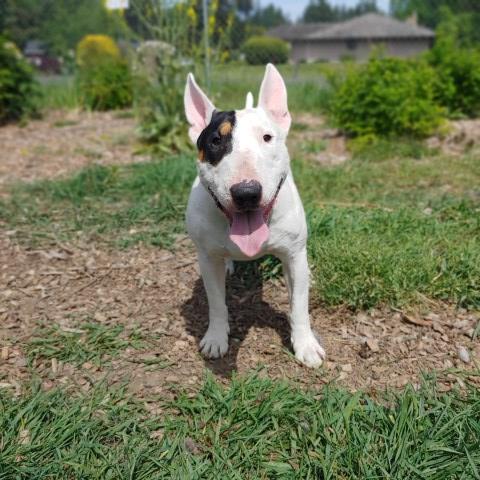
[197,251,229,358]
[282,248,325,368]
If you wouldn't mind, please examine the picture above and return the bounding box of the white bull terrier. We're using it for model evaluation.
[184,63,325,368]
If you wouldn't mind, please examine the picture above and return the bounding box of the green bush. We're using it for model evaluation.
[428,42,480,118]
[76,34,121,70]
[424,7,480,118]
[0,37,40,124]
[77,60,132,111]
[242,36,289,65]
[76,35,132,111]
[331,56,444,138]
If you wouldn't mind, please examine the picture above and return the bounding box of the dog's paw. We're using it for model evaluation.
[292,334,326,368]
[200,329,229,358]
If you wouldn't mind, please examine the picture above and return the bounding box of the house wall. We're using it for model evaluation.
[291,38,432,62]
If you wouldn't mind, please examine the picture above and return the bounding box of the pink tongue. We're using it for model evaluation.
[229,210,269,257]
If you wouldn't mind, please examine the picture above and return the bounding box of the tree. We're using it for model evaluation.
[303,0,378,23]
[303,0,336,22]
[349,0,378,17]
[3,0,129,55]
[2,0,47,49]
[0,1,9,33]
[390,0,480,45]
[236,0,254,18]
[251,4,288,29]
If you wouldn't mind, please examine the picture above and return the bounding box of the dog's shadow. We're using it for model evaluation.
[180,261,291,378]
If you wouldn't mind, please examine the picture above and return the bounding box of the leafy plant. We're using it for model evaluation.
[76,34,120,69]
[0,36,40,124]
[133,41,191,153]
[331,56,444,138]
[76,34,132,111]
[427,11,480,118]
[242,35,290,65]
[77,59,133,111]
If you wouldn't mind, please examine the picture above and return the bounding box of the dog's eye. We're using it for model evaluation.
[211,134,221,146]
[263,134,272,143]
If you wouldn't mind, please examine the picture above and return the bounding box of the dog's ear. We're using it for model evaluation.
[258,63,291,133]
[184,73,216,143]
[245,91,254,109]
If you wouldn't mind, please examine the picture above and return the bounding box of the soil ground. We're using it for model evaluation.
[1,111,479,403]
[0,110,146,195]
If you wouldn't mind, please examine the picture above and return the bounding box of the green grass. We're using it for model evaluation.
[294,144,480,208]
[1,142,479,309]
[209,63,336,113]
[1,373,479,479]
[25,322,145,366]
[35,63,337,115]
[37,75,81,110]
[348,136,436,162]
[307,203,480,309]
[298,139,327,155]
[295,143,480,308]
[0,155,195,249]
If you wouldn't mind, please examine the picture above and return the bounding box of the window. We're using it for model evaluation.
[346,39,357,50]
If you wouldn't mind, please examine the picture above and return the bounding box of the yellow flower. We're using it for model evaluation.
[187,6,197,26]
[76,34,120,68]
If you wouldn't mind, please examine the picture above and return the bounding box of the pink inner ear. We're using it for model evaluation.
[186,84,207,129]
[258,65,291,132]
[184,75,214,142]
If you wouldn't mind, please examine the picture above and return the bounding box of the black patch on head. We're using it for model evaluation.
[197,110,236,166]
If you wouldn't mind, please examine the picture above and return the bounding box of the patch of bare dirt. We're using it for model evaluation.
[290,113,349,166]
[427,119,480,156]
[0,110,147,195]
[1,231,478,402]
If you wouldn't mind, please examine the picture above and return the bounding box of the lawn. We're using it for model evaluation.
[210,63,336,113]
[1,374,480,479]
[36,63,337,114]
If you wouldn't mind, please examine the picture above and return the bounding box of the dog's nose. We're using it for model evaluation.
[230,180,262,211]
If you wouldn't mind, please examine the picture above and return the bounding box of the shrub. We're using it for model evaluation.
[76,34,120,70]
[0,37,40,124]
[77,60,132,111]
[427,36,480,118]
[76,35,132,111]
[133,41,191,153]
[331,56,444,138]
[243,36,289,65]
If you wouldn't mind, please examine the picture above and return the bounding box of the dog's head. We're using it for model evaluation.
[184,63,291,257]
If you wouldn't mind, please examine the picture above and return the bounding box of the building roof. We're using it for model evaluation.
[267,22,330,41]
[268,13,435,42]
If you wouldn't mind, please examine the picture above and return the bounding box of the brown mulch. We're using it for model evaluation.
[1,231,479,402]
[0,110,147,195]
[0,110,479,402]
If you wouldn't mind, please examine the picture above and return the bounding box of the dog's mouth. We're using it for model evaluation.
[207,175,286,257]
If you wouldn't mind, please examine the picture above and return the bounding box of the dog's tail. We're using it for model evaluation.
[245,92,254,109]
